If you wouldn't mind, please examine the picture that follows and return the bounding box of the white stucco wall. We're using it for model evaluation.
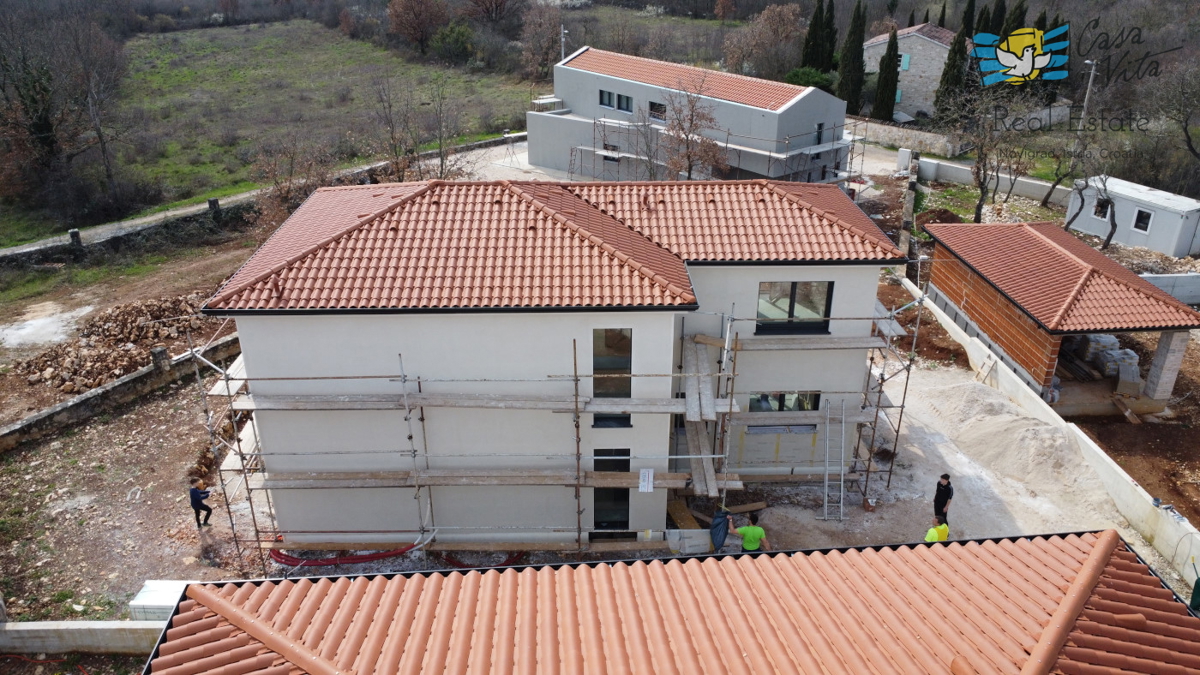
[1067,186,1200,257]
[235,311,677,543]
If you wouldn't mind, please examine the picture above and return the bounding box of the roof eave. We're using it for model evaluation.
[684,256,908,267]
[201,302,702,317]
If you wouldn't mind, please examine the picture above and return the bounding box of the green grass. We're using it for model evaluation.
[120,21,533,202]
[0,253,177,305]
[0,205,66,248]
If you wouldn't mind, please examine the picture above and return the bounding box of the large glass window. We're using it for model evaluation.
[592,449,632,538]
[593,328,632,427]
[756,281,833,334]
[748,391,821,412]
[617,94,633,112]
[599,90,614,108]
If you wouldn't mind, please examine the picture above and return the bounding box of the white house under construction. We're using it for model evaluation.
[527,47,854,182]
[201,179,907,552]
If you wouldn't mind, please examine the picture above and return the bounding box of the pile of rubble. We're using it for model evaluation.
[16,294,218,395]
[1086,237,1200,274]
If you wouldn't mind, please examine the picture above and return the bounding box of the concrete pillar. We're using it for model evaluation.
[68,229,82,247]
[1143,330,1191,400]
[151,347,170,372]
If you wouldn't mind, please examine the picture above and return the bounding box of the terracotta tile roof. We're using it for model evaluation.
[865,22,957,48]
[570,180,904,263]
[926,222,1200,332]
[145,531,1200,675]
[206,181,903,312]
[561,47,807,111]
[206,181,696,311]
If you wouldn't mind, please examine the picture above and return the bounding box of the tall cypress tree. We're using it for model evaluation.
[938,2,946,27]
[976,4,992,37]
[801,0,825,70]
[822,0,838,71]
[908,10,916,26]
[1000,0,1027,37]
[872,29,900,121]
[933,26,969,121]
[989,0,1006,33]
[923,8,930,23]
[1034,8,1047,31]
[837,0,867,113]
[961,0,976,35]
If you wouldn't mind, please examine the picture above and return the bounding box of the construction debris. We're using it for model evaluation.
[15,294,218,395]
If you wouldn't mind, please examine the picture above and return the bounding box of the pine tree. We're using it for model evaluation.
[976,4,991,37]
[872,29,900,121]
[923,8,930,23]
[1034,8,1046,31]
[938,2,946,27]
[1000,0,1026,37]
[837,0,867,113]
[933,26,969,121]
[961,0,976,35]
[886,0,899,15]
[822,0,838,71]
[801,0,825,70]
[908,10,916,26]
[989,0,1005,33]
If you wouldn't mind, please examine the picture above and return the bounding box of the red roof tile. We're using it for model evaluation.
[927,222,1200,332]
[865,22,957,48]
[206,180,903,312]
[561,47,807,111]
[146,531,1200,675]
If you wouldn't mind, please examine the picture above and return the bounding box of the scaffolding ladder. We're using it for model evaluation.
[817,399,847,521]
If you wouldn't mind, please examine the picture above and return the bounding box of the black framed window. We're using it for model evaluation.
[592,449,632,538]
[747,391,821,412]
[599,90,614,108]
[649,101,666,121]
[617,94,633,112]
[593,328,632,427]
[1133,209,1152,232]
[756,281,834,334]
[1093,200,1110,219]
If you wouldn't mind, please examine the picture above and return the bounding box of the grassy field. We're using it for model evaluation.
[119,21,534,203]
[924,183,1065,222]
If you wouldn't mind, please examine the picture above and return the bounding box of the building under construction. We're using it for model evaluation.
[198,179,915,564]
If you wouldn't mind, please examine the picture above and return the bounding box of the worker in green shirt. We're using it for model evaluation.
[727,512,770,553]
[925,517,949,542]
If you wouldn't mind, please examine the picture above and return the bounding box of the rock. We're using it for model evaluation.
[27,374,40,384]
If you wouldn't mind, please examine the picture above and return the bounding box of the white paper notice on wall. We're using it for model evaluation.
[639,468,654,493]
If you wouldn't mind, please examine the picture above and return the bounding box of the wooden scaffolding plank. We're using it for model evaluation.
[667,500,703,529]
[1113,396,1143,424]
[237,394,742,415]
[685,420,719,498]
[680,475,742,495]
[260,469,699,490]
[682,421,710,497]
[726,501,768,514]
[727,408,878,426]
[208,354,247,397]
[691,341,717,422]
[260,540,673,552]
[873,300,908,338]
[692,334,887,351]
[681,341,702,423]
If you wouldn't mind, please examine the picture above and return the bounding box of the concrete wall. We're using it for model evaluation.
[1142,273,1200,305]
[1,334,240,453]
[864,35,949,119]
[916,157,1073,206]
[851,118,969,158]
[235,311,677,544]
[527,61,847,179]
[684,263,884,472]
[900,277,1200,592]
[0,621,163,655]
[1067,185,1200,258]
[930,245,1060,390]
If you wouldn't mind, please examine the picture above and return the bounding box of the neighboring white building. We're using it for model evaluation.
[863,23,957,120]
[1067,176,1200,258]
[203,180,905,548]
[527,47,853,183]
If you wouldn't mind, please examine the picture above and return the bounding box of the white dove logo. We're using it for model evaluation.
[994,28,1052,83]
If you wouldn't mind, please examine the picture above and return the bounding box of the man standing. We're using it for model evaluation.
[190,477,213,529]
[934,473,953,525]
[726,512,770,553]
[925,517,949,542]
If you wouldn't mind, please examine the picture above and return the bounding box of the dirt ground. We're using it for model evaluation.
[1,654,144,675]
[855,175,908,238]
[878,280,969,366]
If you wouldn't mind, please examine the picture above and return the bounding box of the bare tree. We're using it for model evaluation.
[465,0,527,38]
[520,1,562,80]
[61,11,125,196]
[939,88,1031,223]
[388,0,449,55]
[252,131,336,228]
[1152,61,1200,166]
[722,4,805,81]
[217,0,239,24]
[663,80,728,180]
[370,74,477,181]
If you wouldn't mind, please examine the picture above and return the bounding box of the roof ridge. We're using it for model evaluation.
[188,583,347,675]
[1024,224,1094,274]
[207,183,434,307]
[567,47,807,93]
[1048,268,1095,331]
[506,182,696,303]
[1022,530,1120,673]
[763,182,893,252]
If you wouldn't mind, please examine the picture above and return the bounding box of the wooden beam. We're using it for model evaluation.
[681,341,702,423]
[873,300,907,338]
[726,501,768,514]
[260,540,673,553]
[667,500,702,529]
[737,473,861,483]
[680,475,742,495]
[727,408,878,426]
[690,510,713,525]
[208,355,247,397]
[237,394,741,415]
[260,469,698,490]
[683,420,716,497]
[691,335,887,352]
[692,341,717,422]
[1112,397,1143,424]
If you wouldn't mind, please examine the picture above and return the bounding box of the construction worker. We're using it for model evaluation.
[727,512,770,553]
[934,473,954,525]
[925,517,949,542]
[189,477,213,529]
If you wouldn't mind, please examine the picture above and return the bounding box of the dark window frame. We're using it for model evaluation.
[593,328,633,428]
[616,94,633,113]
[648,101,667,122]
[755,281,835,335]
[599,90,614,108]
[592,449,631,535]
[1132,208,1152,232]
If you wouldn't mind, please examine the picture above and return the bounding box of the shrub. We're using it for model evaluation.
[432,22,475,64]
[783,67,833,92]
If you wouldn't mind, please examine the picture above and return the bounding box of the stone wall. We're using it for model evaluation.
[916,157,1073,206]
[849,116,969,157]
[864,35,949,118]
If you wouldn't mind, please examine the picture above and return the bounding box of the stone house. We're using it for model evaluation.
[863,23,956,120]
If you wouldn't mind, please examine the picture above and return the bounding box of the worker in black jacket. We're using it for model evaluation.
[934,474,953,526]
[189,477,213,528]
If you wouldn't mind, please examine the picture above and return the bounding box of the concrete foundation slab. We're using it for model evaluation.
[0,621,163,655]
